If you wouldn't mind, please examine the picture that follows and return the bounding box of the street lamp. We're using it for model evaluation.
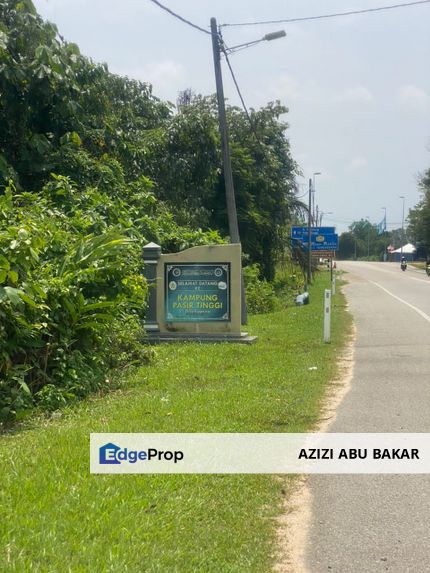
[226,30,286,54]
[399,196,405,257]
[312,172,321,225]
[381,206,387,261]
[210,18,286,322]
[307,178,312,286]
[319,211,333,225]
[367,215,372,258]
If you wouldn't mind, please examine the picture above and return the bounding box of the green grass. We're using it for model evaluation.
[0,271,351,573]
[410,261,425,269]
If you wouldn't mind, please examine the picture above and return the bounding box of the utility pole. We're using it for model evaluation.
[211,17,246,323]
[210,18,240,244]
[366,217,370,259]
[307,178,312,285]
[312,172,321,225]
[210,19,285,320]
[381,206,387,261]
[400,195,405,258]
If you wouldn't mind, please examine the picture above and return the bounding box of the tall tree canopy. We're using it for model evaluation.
[0,0,300,279]
[408,166,430,252]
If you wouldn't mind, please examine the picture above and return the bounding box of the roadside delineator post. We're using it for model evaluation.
[324,289,331,343]
[332,274,336,295]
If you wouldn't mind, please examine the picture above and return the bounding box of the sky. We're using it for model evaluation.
[32,0,430,233]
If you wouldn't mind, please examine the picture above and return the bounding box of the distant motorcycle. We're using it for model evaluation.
[426,264,430,277]
[401,260,407,271]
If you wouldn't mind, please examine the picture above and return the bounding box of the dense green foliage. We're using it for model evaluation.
[338,219,406,260]
[0,1,299,278]
[144,91,301,280]
[0,0,300,422]
[408,166,430,254]
[339,219,387,260]
[0,174,221,422]
[244,262,306,314]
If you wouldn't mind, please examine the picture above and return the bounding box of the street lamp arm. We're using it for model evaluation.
[225,29,286,53]
[225,38,264,53]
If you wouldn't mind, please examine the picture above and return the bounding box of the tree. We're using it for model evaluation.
[338,232,356,259]
[338,219,392,260]
[408,166,430,254]
[0,1,302,281]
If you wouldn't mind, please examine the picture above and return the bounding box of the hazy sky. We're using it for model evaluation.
[33,0,430,233]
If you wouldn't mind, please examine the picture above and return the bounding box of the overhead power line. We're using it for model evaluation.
[221,0,430,28]
[221,42,268,148]
[148,0,210,35]
[221,44,253,126]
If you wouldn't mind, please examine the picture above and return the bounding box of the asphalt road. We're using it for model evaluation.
[305,261,430,573]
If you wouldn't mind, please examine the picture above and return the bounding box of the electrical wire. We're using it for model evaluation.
[296,189,310,199]
[324,217,404,226]
[221,45,253,127]
[218,31,267,148]
[148,0,210,35]
[221,0,430,28]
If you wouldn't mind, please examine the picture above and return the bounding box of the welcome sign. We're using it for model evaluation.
[142,243,253,342]
[165,263,230,322]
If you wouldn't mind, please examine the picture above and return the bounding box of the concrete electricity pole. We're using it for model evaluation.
[307,178,313,285]
[210,19,286,323]
[211,17,247,324]
[312,172,321,224]
[210,17,240,245]
[400,195,405,257]
[381,206,387,261]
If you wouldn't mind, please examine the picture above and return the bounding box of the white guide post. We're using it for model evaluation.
[324,289,331,343]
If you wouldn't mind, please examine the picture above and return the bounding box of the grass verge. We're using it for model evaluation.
[0,270,352,573]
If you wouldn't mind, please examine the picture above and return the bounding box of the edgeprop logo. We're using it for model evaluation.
[99,442,184,465]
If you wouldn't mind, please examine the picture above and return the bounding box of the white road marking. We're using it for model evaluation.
[405,275,430,285]
[355,262,430,284]
[370,281,430,324]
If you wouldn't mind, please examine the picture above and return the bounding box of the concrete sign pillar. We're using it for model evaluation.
[142,242,162,332]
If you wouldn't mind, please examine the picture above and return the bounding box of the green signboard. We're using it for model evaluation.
[165,263,230,322]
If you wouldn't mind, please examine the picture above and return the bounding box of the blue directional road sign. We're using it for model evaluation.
[291,226,336,239]
[300,233,339,251]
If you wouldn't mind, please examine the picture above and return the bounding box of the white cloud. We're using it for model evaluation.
[268,73,301,102]
[347,157,368,171]
[111,60,186,91]
[397,85,430,110]
[332,86,373,104]
[268,76,373,106]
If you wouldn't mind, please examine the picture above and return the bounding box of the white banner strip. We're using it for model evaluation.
[90,433,430,474]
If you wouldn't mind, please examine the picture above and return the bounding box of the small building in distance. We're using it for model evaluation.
[389,243,416,262]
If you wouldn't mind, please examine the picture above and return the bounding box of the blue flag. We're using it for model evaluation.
[376,215,386,235]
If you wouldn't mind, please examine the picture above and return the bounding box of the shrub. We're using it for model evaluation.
[243,264,276,315]
[0,179,223,424]
[273,263,306,304]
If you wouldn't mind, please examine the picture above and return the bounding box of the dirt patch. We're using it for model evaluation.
[273,320,356,573]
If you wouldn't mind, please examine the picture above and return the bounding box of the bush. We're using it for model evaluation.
[0,179,223,425]
[273,264,306,303]
[243,264,277,315]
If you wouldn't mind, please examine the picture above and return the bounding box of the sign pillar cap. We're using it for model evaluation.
[143,242,162,261]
